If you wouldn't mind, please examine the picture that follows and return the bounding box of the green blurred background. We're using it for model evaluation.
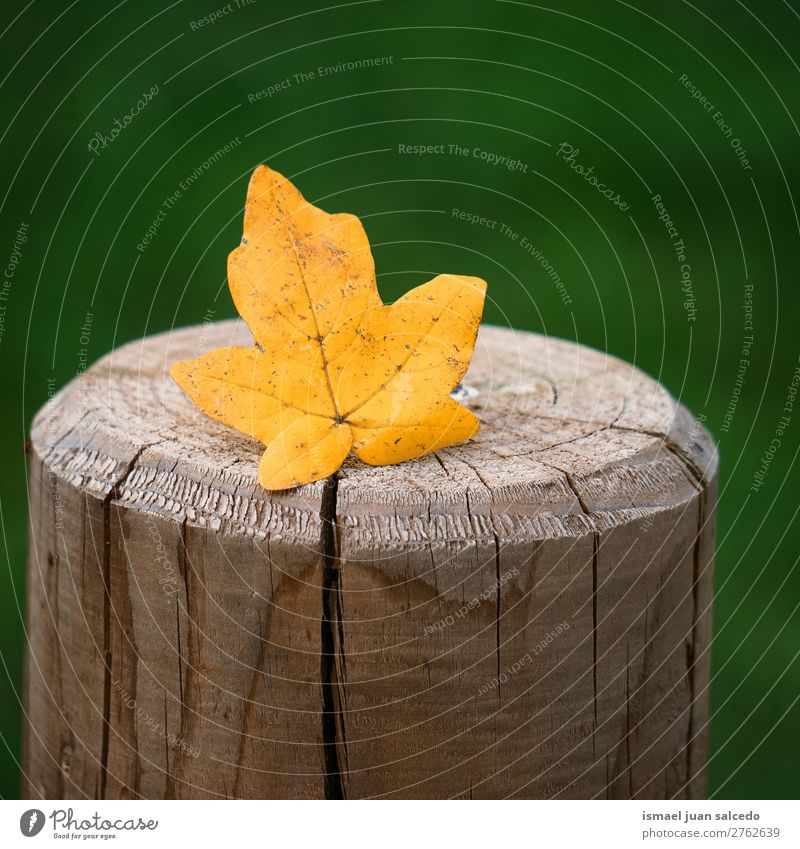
[1,0,798,799]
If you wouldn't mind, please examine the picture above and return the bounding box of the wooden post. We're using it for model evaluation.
[24,322,717,800]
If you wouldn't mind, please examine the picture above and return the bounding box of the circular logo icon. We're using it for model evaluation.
[19,809,45,837]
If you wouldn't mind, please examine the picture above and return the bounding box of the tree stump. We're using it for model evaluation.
[24,321,717,800]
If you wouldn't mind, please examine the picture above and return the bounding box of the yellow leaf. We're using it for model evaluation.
[171,164,487,490]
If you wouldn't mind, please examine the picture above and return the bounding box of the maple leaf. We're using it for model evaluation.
[170,165,487,490]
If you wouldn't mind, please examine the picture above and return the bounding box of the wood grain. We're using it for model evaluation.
[24,321,717,799]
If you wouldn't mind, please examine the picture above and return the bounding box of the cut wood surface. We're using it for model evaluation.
[24,321,718,799]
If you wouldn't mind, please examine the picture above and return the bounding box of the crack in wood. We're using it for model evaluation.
[175,518,190,774]
[591,531,600,791]
[685,485,706,797]
[625,635,632,798]
[556,466,602,791]
[493,533,501,684]
[320,474,346,799]
[98,444,150,799]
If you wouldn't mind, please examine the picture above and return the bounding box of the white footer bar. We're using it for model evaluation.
[3,799,797,848]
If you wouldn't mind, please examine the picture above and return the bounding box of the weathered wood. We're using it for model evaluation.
[24,322,717,799]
